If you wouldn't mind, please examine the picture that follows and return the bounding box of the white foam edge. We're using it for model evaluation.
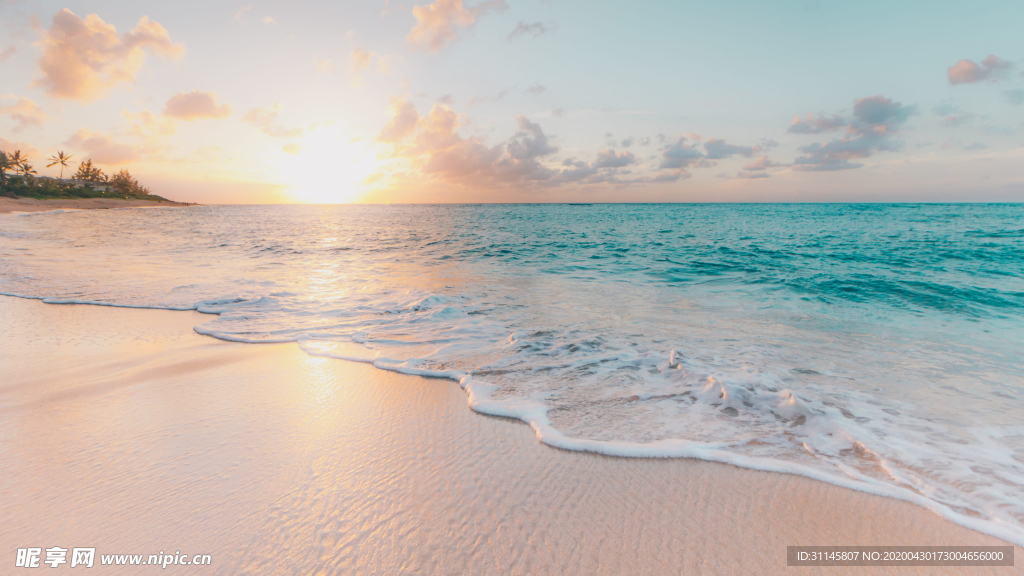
[0,292,195,311]
[299,339,1024,548]
[4,293,1022,548]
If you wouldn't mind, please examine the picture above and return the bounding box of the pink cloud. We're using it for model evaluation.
[65,129,142,165]
[0,95,46,131]
[351,49,373,73]
[593,149,636,168]
[377,98,685,192]
[947,55,1011,85]
[32,9,184,101]
[743,155,780,171]
[241,103,303,138]
[790,95,916,171]
[788,113,846,134]
[407,0,507,52]
[0,137,41,160]
[122,109,177,143]
[163,91,232,120]
[378,98,421,143]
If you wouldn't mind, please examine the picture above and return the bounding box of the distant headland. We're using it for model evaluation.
[0,149,192,212]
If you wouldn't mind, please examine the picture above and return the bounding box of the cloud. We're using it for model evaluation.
[790,95,917,171]
[734,171,770,179]
[933,103,982,128]
[964,142,988,151]
[234,6,251,20]
[262,16,276,24]
[1006,89,1024,106]
[91,109,178,162]
[730,155,781,179]
[526,83,546,96]
[788,113,846,134]
[376,98,681,190]
[351,49,374,74]
[656,135,757,170]
[0,95,45,131]
[934,103,979,127]
[65,128,142,165]
[378,98,420,143]
[507,21,553,41]
[0,45,15,61]
[407,0,508,52]
[162,90,232,120]
[852,96,916,129]
[0,136,40,160]
[469,86,512,107]
[350,49,389,80]
[659,138,704,170]
[507,116,557,159]
[743,155,780,171]
[241,103,303,138]
[947,55,1012,85]
[704,138,756,159]
[593,149,636,168]
[123,109,176,141]
[282,143,300,155]
[32,9,183,101]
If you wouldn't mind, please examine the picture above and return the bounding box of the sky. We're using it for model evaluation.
[0,0,1022,204]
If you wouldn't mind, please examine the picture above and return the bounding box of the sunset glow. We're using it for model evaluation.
[1,1,1022,204]
[274,126,383,204]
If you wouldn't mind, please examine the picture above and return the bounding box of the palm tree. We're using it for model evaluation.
[6,151,34,182]
[17,161,37,179]
[0,151,10,185]
[8,150,26,169]
[47,151,74,179]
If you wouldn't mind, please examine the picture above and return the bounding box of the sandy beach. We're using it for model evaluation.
[0,295,1019,575]
[0,197,191,213]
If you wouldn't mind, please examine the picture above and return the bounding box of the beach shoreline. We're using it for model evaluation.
[0,196,194,213]
[1,295,1020,575]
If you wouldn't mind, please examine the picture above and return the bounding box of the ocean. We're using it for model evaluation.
[2,203,1022,545]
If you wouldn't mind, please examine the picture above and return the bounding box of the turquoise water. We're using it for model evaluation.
[2,204,1023,543]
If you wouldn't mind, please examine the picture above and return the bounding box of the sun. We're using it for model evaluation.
[274,125,382,204]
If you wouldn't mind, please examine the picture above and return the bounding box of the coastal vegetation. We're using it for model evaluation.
[0,150,170,202]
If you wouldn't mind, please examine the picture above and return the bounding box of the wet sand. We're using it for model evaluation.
[0,197,191,213]
[0,295,1019,575]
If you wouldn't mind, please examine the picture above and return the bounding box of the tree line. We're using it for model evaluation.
[0,150,168,201]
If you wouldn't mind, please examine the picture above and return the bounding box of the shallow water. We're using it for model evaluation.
[2,203,1022,544]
